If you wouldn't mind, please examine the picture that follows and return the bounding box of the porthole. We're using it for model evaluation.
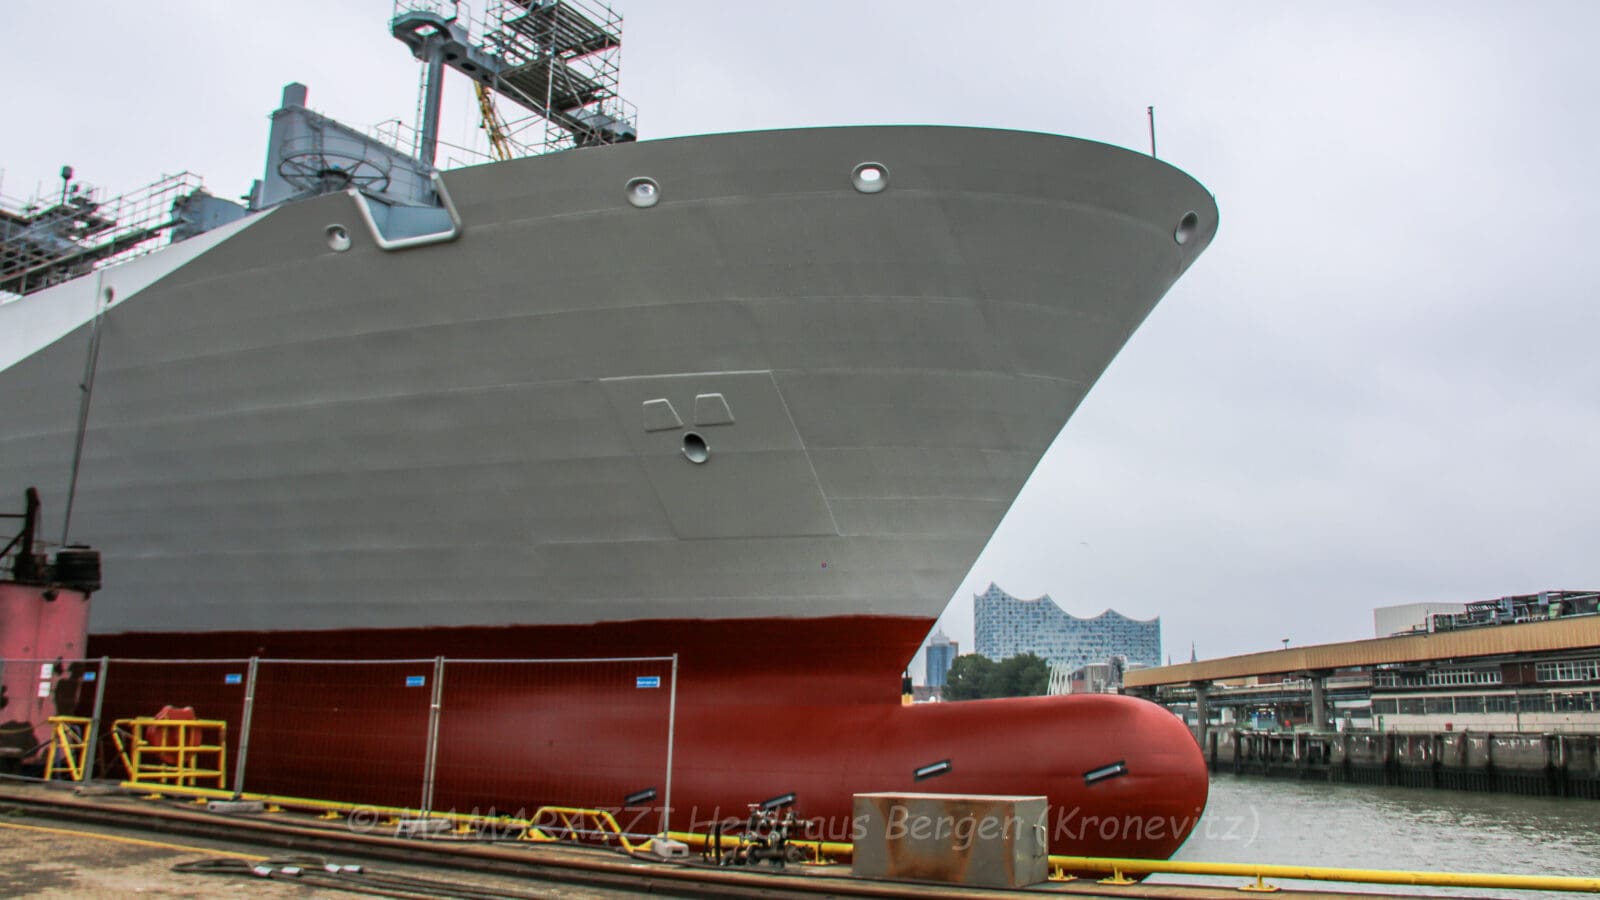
[626,177,660,208]
[103,287,115,305]
[1174,211,1199,246]
[682,431,709,464]
[851,162,889,194]
[326,224,352,252]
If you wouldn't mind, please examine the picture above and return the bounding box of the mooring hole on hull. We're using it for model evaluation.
[682,432,709,464]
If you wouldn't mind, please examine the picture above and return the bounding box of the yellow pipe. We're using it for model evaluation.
[121,786,848,863]
[119,784,638,846]
[1048,855,1600,893]
[120,782,536,828]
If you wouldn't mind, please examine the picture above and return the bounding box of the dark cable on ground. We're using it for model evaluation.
[172,855,570,900]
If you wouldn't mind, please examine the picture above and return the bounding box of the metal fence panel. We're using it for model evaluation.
[431,657,676,834]
[3,653,679,835]
[242,659,436,808]
[97,659,251,788]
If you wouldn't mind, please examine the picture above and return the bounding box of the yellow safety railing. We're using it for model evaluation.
[521,806,649,854]
[121,782,461,820]
[111,717,227,789]
[1047,855,1600,894]
[114,784,657,853]
[43,716,94,782]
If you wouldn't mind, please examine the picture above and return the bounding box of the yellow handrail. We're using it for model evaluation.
[44,716,94,781]
[110,717,227,789]
[522,806,647,854]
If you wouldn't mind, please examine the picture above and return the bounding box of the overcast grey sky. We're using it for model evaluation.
[7,2,1598,665]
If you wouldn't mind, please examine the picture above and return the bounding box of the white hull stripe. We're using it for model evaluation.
[0,211,271,372]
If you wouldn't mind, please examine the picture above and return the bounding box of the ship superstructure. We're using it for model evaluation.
[0,171,237,298]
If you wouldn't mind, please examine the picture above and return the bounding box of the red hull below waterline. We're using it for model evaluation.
[88,616,1207,859]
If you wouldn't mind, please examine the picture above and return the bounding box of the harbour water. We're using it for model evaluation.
[1158,774,1600,896]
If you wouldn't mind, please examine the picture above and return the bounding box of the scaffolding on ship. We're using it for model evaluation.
[390,0,637,161]
[0,170,205,298]
[3,1,637,299]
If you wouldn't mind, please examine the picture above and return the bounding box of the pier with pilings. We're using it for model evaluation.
[1125,600,1600,800]
[1206,728,1600,798]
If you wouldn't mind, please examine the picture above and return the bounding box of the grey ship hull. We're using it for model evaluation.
[0,126,1215,639]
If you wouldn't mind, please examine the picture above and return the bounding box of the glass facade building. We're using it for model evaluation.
[925,629,958,688]
[974,582,1160,671]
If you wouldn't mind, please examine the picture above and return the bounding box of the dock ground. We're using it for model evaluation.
[0,780,1502,899]
[0,811,628,898]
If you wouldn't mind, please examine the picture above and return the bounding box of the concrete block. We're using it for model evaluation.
[852,792,1048,889]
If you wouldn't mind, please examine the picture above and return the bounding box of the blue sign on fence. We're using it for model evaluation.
[224,673,243,685]
[406,675,426,688]
[83,672,97,682]
[636,676,661,689]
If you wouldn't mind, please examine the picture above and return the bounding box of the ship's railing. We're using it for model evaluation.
[0,172,204,298]
[3,654,680,837]
[486,0,633,154]
[370,117,502,171]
